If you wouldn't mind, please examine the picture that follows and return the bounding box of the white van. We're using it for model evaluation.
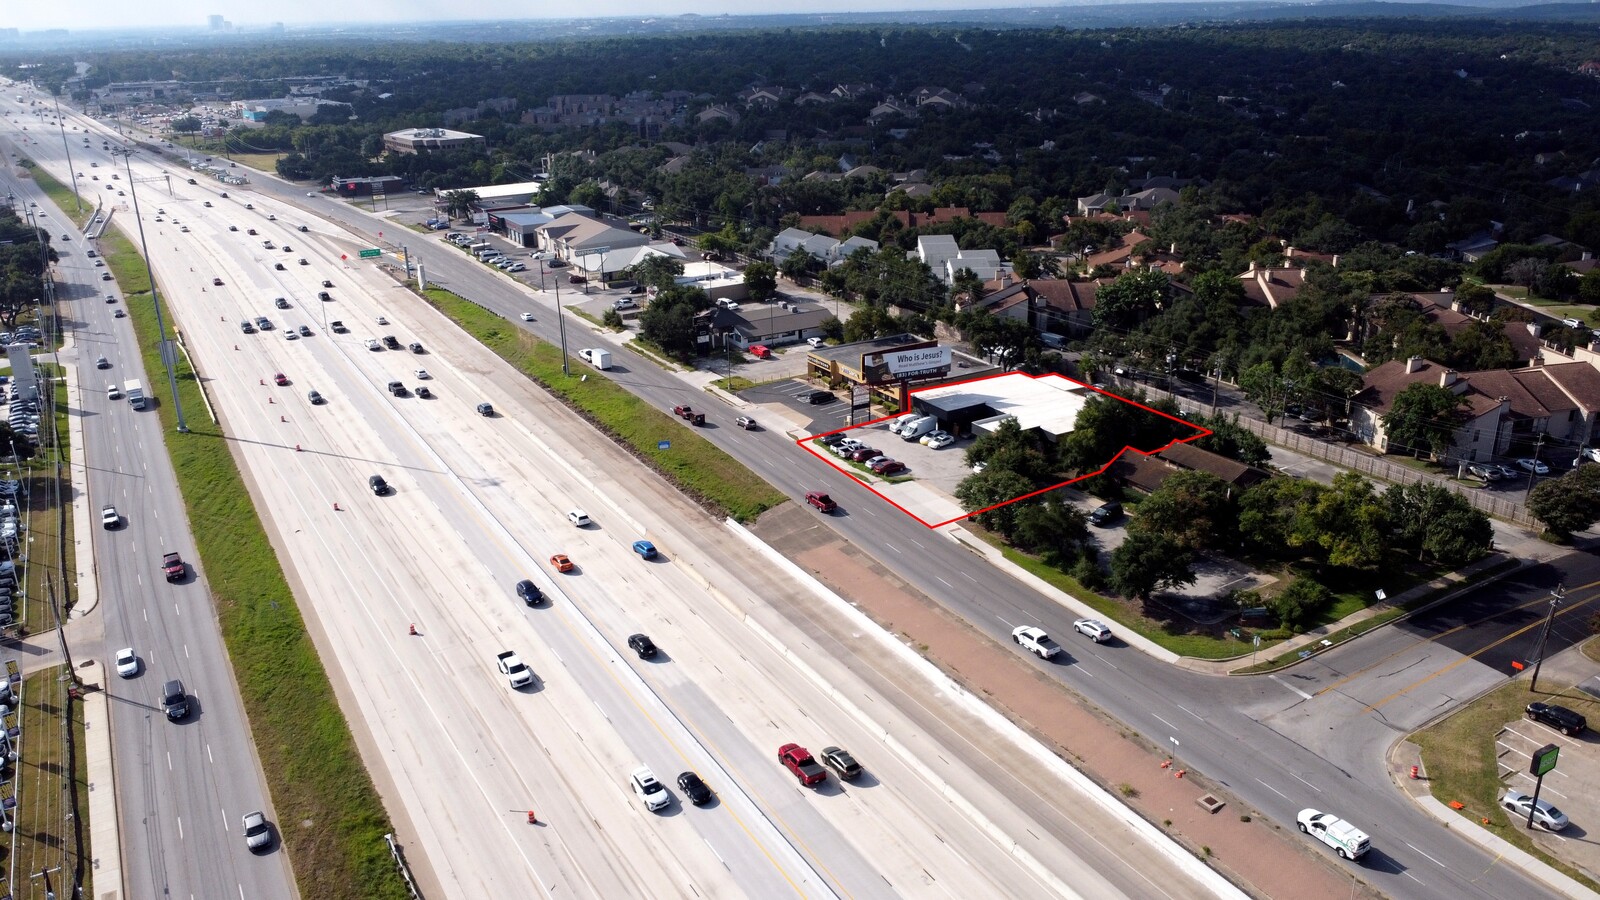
[900,416,938,441]
[887,413,921,434]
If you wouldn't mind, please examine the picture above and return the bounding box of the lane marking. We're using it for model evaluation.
[1255,778,1287,800]
[1269,674,1312,700]
[1151,714,1177,731]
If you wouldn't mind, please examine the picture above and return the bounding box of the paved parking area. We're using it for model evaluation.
[1495,694,1600,876]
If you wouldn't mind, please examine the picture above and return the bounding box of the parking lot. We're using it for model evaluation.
[1494,677,1600,876]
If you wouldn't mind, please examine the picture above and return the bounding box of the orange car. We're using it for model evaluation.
[549,554,574,573]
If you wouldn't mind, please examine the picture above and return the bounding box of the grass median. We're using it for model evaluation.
[12,666,91,900]
[421,285,787,522]
[104,228,409,899]
[23,164,95,230]
[1413,678,1600,894]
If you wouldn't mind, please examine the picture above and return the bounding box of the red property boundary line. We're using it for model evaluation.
[795,371,1212,529]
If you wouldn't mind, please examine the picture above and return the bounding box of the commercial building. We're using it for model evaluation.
[382,127,485,155]
[331,175,405,197]
[911,373,1092,440]
[805,333,951,410]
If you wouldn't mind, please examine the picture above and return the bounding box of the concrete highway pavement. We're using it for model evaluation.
[10,104,1236,897]
[0,128,300,898]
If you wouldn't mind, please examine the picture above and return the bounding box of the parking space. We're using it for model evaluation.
[738,378,870,434]
[1494,704,1600,872]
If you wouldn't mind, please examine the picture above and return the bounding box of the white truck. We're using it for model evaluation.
[579,348,611,370]
[495,650,534,688]
[124,380,146,410]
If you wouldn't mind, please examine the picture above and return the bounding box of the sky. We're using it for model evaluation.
[6,1,1059,31]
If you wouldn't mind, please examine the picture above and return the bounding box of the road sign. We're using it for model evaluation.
[358,248,381,258]
[1532,743,1560,777]
[657,440,670,451]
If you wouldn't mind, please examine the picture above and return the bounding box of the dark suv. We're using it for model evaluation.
[368,475,391,496]
[515,579,543,606]
[1527,702,1587,735]
[162,679,190,720]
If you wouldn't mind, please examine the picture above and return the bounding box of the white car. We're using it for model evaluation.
[101,505,119,528]
[520,312,534,322]
[806,336,825,348]
[507,263,526,272]
[1516,458,1550,475]
[241,809,272,851]
[375,315,389,325]
[364,339,380,351]
[920,430,953,447]
[106,384,122,400]
[630,766,670,811]
[114,647,138,678]
[414,368,431,380]
[567,510,591,527]
[1073,619,1113,642]
[1012,626,1061,659]
[1501,789,1569,831]
[495,650,534,688]
[1296,809,1370,860]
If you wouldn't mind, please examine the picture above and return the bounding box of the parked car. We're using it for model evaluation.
[924,431,955,449]
[1089,501,1123,526]
[1516,458,1551,475]
[848,447,881,462]
[1467,463,1500,481]
[868,458,906,475]
[1526,702,1587,735]
[1501,788,1570,831]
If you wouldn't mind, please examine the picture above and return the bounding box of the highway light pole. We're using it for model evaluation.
[1529,584,1564,693]
[120,148,189,432]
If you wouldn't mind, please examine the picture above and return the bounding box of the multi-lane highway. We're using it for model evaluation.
[0,104,299,897]
[1,88,1239,899]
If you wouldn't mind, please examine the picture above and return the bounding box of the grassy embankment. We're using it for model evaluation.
[101,226,409,899]
[420,285,787,522]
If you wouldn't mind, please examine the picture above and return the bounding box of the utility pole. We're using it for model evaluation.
[1529,584,1564,693]
[31,864,61,900]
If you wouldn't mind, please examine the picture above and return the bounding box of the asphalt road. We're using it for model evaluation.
[260,200,1573,899]
[1,100,1242,898]
[0,98,299,899]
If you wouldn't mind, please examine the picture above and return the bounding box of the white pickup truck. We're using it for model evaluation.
[495,651,534,688]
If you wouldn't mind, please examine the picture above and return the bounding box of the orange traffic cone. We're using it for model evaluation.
[527,810,537,824]
[332,502,341,511]
[409,623,418,636]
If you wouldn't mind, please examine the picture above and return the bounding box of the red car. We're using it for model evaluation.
[273,372,288,386]
[549,554,574,573]
[848,447,880,462]
[868,458,905,475]
[778,743,827,786]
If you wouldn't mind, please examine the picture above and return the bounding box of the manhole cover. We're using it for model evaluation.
[1196,794,1226,814]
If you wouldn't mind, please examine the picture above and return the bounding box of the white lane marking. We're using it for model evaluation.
[206,744,213,765]
[1290,771,1321,792]
[908,538,924,550]
[1151,714,1177,731]
[220,806,228,831]
[166,752,172,771]
[1269,674,1313,700]
[883,542,900,554]
[961,571,977,582]
[936,576,951,587]
[1255,778,1288,800]
[1401,840,1446,867]
[177,815,183,841]
[1176,704,1204,721]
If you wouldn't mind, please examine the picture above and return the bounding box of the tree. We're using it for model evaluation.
[1312,473,1388,569]
[743,261,778,301]
[1010,500,1090,564]
[170,115,201,138]
[1381,482,1492,566]
[628,254,685,291]
[954,468,1038,537]
[842,305,898,343]
[1238,477,1327,560]
[1091,268,1170,331]
[637,285,709,358]
[1131,471,1237,551]
[1109,531,1196,602]
[441,189,480,220]
[965,417,1057,484]
[1382,383,1469,459]
[1269,576,1333,633]
[779,248,817,280]
[1238,361,1287,423]
[1527,465,1600,537]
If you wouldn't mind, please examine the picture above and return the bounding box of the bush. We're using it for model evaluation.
[601,308,624,328]
[1071,554,1105,591]
[1268,576,1333,633]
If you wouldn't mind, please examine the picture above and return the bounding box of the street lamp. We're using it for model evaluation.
[120,148,189,432]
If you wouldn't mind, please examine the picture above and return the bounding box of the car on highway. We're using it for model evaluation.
[805,491,837,512]
[1296,808,1369,860]
[628,634,658,658]
[386,381,408,397]
[284,330,299,341]
[273,372,288,386]
[321,279,333,288]
[1516,458,1550,475]
[275,297,291,309]
[101,505,119,528]
[1012,626,1062,659]
[229,225,238,232]
[105,294,116,304]
[415,386,433,399]
[549,554,574,573]
[114,647,138,678]
[778,743,827,786]
[677,771,713,805]
[515,579,543,606]
[1073,619,1113,642]
[241,810,273,852]
[821,746,862,780]
[520,312,534,322]
[107,383,122,398]
[95,356,109,369]
[255,317,273,330]
[274,262,285,271]
[364,339,380,351]
[630,767,670,811]
[212,277,223,286]
[318,291,331,301]
[161,679,190,720]
[567,510,591,527]
[382,336,401,350]
[495,650,535,688]
[1501,788,1570,831]
[735,415,758,430]
[632,540,657,559]
[247,228,257,235]
[298,258,308,266]
[101,272,112,281]
[368,475,391,496]
[307,390,324,405]
[1526,702,1587,735]
[330,320,347,333]
[409,342,425,354]
[477,402,495,417]
[297,325,311,337]
[113,309,125,318]
[414,368,430,380]
[375,315,389,325]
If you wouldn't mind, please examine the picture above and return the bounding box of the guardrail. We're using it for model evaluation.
[383,833,423,899]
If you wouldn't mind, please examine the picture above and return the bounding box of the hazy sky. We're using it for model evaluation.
[8,1,1043,31]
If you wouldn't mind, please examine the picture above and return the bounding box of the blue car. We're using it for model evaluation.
[632,540,657,560]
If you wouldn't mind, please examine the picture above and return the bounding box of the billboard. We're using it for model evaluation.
[879,346,952,378]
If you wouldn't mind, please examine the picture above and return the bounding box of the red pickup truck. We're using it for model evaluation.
[805,491,836,513]
[161,552,185,582]
[778,743,827,786]
[672,405,705,426]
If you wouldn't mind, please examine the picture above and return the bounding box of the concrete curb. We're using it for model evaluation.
[61,329,99,619]
[723,519,1247,900]
[82,680,122,899]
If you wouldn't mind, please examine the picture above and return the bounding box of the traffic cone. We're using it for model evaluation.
[408,623,418,636]
[268,397,274,404]
[279,415,286,423]
[527,810,537,824]
[1160,759,1171,769]
[259,378,264,385]
[295,444,302,452]
[1175,769,1186,779]
[332,502,341,511]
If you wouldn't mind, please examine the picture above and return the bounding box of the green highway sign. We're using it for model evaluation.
[359,248,382,259]
[1532,743,1560,777]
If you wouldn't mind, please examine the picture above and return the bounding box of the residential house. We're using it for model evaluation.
[696,105,740,125]
[915,87,966,110]
[534,213,649,266]
[1238,261,1309,309]
[961,276,1101,338]
[916,235,1010,283]
[738,86,790,108]
[768,228,879,266]
[1109,443,1269,493]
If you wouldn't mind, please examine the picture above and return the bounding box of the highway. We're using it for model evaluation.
[0,98,299,898]
[1,90,1232,898]
[211,165,1580,899]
